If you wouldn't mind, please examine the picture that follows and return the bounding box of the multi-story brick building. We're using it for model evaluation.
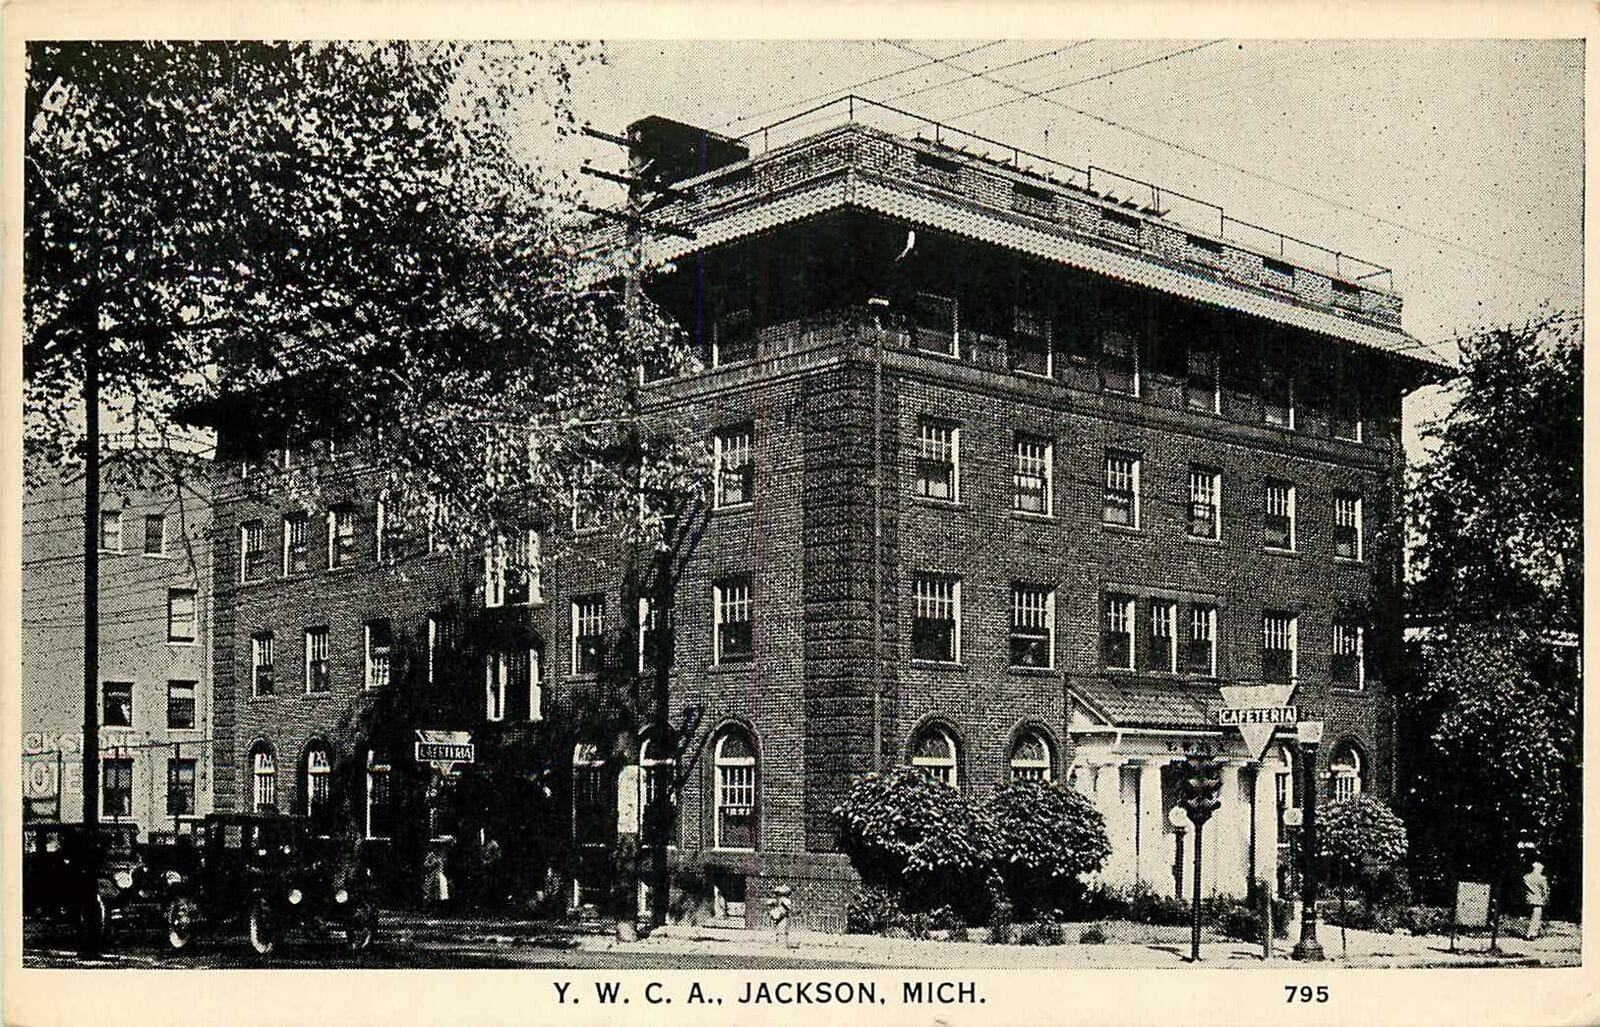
[200,103,1446,929]
[22,450,214,839]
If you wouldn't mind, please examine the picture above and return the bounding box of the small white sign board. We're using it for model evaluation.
[617,764,642,836]
[1218,685,1297,759]
[1455,881,1492,928]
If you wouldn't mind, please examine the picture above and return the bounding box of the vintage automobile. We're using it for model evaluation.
[165,812,376,955]
[23,822,195,941]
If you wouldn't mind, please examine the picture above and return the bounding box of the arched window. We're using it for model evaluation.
[1009,729,1055,783]
[713,729,757,851]
[1330,742,1364,801]
[572,743,611,847]
[639,736,677,841]
[911,724,960,788]
[251,743,277,811]
[304,743,331,820]
[366,750,394,840]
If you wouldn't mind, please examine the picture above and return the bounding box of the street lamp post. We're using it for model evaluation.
[1168,805,1188,900]
[1291,720,1325,962]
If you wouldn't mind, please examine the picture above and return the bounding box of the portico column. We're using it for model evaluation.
[1093,762,1127,885]
[1136,761,1166,891]
[1252,758,1280,895]
[1216,762,1249,896]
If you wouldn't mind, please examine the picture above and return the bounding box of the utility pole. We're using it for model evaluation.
[79,317,102,957]
[578,121,696,941]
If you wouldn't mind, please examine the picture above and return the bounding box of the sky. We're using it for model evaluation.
[549,39,1585,451]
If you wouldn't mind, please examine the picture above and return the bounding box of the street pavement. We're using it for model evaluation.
[22,913,1579,970]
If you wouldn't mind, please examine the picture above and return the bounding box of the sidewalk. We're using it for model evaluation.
[379,910,1580,969]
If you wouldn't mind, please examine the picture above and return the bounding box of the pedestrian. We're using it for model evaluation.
[1522,861,1549,940]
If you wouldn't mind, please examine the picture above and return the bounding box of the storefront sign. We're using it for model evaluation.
[1218,685,1297,760]
[415,730,474,771]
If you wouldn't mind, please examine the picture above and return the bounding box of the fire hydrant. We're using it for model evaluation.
[767,884,794,948]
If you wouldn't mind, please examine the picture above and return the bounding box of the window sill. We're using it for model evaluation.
[1101,522,1144,536]
[712,502,754,515]
[1264,546,1300,558]
[247,694,278,703]
[1333,556,1366,567]
[167,639,199,648]
[1184,534,1223,546]
[568,671,600,683]
[911,495,965,510]
[142,552,174,561]
[1011,509,1055,522]
[1007,664,1057,676]
[909,659,965,671]
[709,660,755,674]
[1331,684,1367,694]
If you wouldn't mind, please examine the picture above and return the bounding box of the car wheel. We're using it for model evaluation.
[166,898,196,951]
[345,907,375,952]
[248,901,277,956]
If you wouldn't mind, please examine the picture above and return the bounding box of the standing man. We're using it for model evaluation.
[1522,861,1550,940]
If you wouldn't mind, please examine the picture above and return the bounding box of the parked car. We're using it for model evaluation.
[166,813,375,955]
[23,822,194,943]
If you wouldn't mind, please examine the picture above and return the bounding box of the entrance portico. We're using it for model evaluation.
[1069,685,1294,899]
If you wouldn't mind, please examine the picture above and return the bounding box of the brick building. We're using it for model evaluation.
[201,105,1446,929]
[22,450,214,839]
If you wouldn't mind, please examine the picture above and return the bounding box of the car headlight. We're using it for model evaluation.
[164,870,183,885]
[334,889,349,905]
[287,888,303,905]
[114,870,134,890]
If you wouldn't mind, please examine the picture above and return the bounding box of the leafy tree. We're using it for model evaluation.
[983,780,1110,917]
[1401,314,1582,912]
[1317,793,1408,908]
[833,767,994,915]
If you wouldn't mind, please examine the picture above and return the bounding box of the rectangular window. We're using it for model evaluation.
[167,588,197,643]
[282,513,309,575]
[1147,600,1178,673]
[304,626,330,694]
[915,421,960,502]
[1103,452,1141,528]
[638,596,674,674]
[1009,585,1054,669]
[1100,324,1139,395]
[366,755,393,840]
[713,306,755,366]
[485,529,541,607]
[1013,436,1053,516]
[1263,613,1298,685]
[572,596,605,675]
[484,652,508,722]
[251,633,276,697]
[911,291,958,357]
[240,520,267,582]
[1332,353,1363,442]
[1102,594,1135,670]
[1334,494,1363,561]
[1188,467,1222,539]
[571,474,604,533]
[1264,480,1296,551]
[1010,305,1051,376]
[912,574,961,663]
[1184,604,1218,676]
[167,759,197,817]
[1263,364,1295,428]
[103,759,133,819]
[1333,622,1365,688]
[327,507,357,569]
[714,424,755,508]
[99,511,122,552]
[365,619,391,690]
[307,751,331,819]
[143,513,168,555]
[1186,340,1221,414]
[102,680,133,727]
[167,679,196,729]
[714,576,753,664]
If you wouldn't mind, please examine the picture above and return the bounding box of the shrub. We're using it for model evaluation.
[927,905,965,933]
[1079,923,1107,945]
[1404,905,1451,937]
[983,780,1112,916]
[833,767,993,912]
[1122,882,1192,926]
[845,885,901,935]
[987,896,1014,945]
[947,923,970,942]
[1016,915,1064,946]
[1210,897,1266,942]
[1319,794,1409,907]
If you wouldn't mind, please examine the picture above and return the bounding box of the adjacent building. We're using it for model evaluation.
[199,104,1447,928]
[22,450,214,840]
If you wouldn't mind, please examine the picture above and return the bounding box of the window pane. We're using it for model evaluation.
[912,292,958,356]
[102,681,133,726]
[916,422,958,501]
[167,680,196,729]
[144,514,167,555]
[912,575,959,662]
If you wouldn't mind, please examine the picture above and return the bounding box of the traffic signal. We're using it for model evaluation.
[1179,753,1224,825]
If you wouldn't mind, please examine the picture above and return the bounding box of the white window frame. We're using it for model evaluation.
[1104,594,1136,670]
[251,633,275,697]
[1150,600,1178,673]
[252,749,277,811]
[1009,730,1055,783]
[239,520,265,582]
[282,512,308,575]
[1333,621,1365,689]
[1009,585,1055,669]
[1104,452,1141,528]
[1013,436,1054,516]
[1187,605,1218,676]
[327,507,357,570]
[1331,746,1364,801]
[713,577,753,665]
[911,574,962,664]
[911,725,960,789]
[1265,481,1297,552]
[304,626,330,694]
[571,596,605,676]
[374,498,387,564]
[167,588,198,644]
[915,421,961,502]
[365,751,391,841]
[713,424,755,509]
[484,653,508,722]
[143,513,168,556]
[99,510,123,553]
[1012,305,1052,377]
[1334,494,1364,562]
[364,620,391,690]
[305,747,332,819]
[166,679,197,730]
[1188,467,1222,540]
[712,732,758,851]
[1263,613,1299,683]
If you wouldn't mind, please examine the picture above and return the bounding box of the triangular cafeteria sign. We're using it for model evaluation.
[1217,685,1297,761]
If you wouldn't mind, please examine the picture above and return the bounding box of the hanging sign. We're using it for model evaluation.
[415,730,474,773]
[1218,685,1298,760]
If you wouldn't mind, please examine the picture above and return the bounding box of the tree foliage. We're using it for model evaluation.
[1318,793,1407,881]
[832,767,993,906]
[983,780,1110,915]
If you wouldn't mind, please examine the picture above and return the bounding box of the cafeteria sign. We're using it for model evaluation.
[415,730,474,773]
[1217,685,1297,760]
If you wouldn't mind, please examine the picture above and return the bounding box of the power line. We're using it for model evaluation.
[879,41,1094,105]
